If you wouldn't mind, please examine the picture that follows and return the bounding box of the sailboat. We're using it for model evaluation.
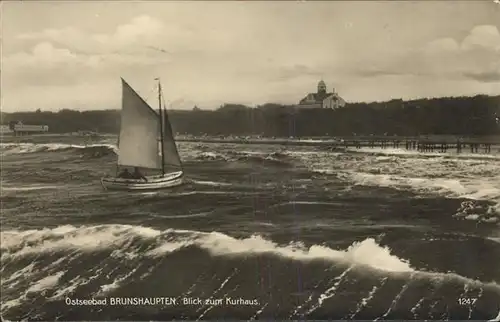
[100,78,184,191]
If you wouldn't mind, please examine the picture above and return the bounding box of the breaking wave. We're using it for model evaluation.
[0,224,412,272]
[195,151,230,162]
[340,171,500,224]
[1,224,499,320]
[345,147,500,161]
[0,142,117,157]
[193,150,292,167]
[1,142,292,167]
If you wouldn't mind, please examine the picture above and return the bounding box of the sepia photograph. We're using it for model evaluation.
[1,0,499,321]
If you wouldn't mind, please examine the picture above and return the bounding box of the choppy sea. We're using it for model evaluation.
[1,135,500,321]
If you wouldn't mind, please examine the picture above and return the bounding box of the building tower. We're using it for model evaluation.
[317,80,327,94]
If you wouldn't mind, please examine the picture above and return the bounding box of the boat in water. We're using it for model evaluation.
[101,78,184,191]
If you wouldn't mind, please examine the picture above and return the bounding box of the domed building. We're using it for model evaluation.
[297,80,346,109]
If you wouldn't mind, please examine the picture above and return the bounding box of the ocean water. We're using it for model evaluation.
[1,136,499,321]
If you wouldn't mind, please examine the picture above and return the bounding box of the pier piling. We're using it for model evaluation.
[176,136,498,155]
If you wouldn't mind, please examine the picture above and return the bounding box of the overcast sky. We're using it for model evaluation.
[2,1,500,112]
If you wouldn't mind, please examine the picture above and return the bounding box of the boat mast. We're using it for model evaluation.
[157,78,166,175]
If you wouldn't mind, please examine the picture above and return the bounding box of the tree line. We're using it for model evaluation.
[2,95,499,137]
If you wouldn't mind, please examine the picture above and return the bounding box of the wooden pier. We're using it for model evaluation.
[176,135,499,154]
[326,136,500,153]
[329,136,496,154]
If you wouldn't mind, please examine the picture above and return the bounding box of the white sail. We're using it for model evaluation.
[161,107,182,168]
[117,78,162,169]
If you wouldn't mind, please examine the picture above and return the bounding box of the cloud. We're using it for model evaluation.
[463,71,500,83]
[421,25,500,79]
[3,15,174,87]
[358,25,500,84]
[461,25,500,51]
[2,42,84,88]
[2,81,120,111]
[13,13,237,58]
[18,27,91,51]
[277,64,321,78]
[5,42,161,71]
[6,42,78,67]
[423,37,460,54]
[16,15,167,54]
[422,24,500,54]
[4,13,247,84]
[88,15,170,52]
[109,15,163,44]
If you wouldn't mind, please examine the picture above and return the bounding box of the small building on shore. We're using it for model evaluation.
[296,80,346,109]
[10,121,49,136]
[0,125,13,135]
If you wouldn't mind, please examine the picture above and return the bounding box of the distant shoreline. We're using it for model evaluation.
[2,95,499,137]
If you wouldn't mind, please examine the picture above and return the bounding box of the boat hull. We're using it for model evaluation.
[100,171,183,191]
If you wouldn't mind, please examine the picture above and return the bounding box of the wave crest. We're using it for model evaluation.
[338,171,500,225]
[1,224,412,273]
[1,142,117,157]
[193,150,292,167]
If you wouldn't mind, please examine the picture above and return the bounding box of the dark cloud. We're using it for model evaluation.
[352,68,424,78]
[463,71,500,83]
[273,64,322,81]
